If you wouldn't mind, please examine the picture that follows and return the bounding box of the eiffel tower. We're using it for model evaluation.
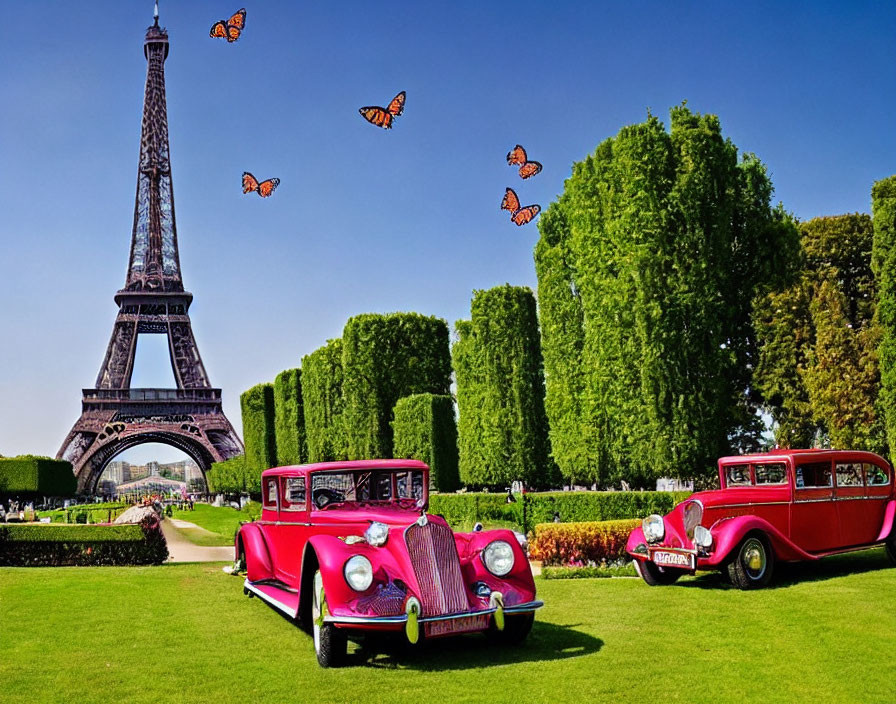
[58,7,243,492]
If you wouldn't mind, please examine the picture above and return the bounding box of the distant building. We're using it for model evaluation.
[105,461,131,485]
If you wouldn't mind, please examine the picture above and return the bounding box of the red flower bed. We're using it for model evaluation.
[529,519,640,567]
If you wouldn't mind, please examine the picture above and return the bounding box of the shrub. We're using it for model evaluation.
[541,563,637,579]
[206,455,260,495]
[302,338,348,462]
[393,394,459,492]
[241,383,277,474]
[528,519,641,567]
[274,368,307,466]
[0,456,76,499]
[342,313,451,459]
[0,514,168,566]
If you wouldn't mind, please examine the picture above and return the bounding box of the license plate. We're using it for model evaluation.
[424,614,490,638]
[650,549,695,570]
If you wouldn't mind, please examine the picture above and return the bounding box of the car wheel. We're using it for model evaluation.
[311,570,347,668]
[486,612,534,646]
[637,559,684,586]
[727,534,775,589]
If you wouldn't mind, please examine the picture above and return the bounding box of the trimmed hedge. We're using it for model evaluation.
[274,368,307,466]
[392,394,459,492]
[241,383,277,474]
[342,313,451,459]
[45,503,130,524]
[302,339,348,462]
[542,564,637,579]
[206,455,260,494]
[529,519,640,567]
[453,286,555,489]
[873,175,896,453]
[0,456,76,499]
[0,514,168,566]
[428,490,691,532]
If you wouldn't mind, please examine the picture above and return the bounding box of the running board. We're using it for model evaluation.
[244,579,300,619]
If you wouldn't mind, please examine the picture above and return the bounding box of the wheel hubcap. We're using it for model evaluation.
[742,539,766,579]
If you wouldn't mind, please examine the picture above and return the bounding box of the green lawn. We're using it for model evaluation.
[167,503,259,546]
[1,550,893,703]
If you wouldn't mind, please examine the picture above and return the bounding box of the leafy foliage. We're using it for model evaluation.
[392,393,460,492]
[528,519,641,566]
[534,106,800,484]
[273,368,307,466]
[453,285,556,489]
[301,339,348,462]
[755,214,885,452]
[206,455,260,494]
[342,313,451,459]
[240,383,277,477]
[0,456,76,499]
[873,176,896,453]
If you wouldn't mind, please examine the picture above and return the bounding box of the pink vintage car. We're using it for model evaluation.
[626,449,896,589]
[236,459,542,666]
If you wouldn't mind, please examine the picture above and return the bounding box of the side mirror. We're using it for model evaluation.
[473,522,483,532]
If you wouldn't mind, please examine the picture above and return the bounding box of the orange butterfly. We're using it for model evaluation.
[242,172,280,198]
[501,187,541,226]
[210,8,246,42]
[506,144,542,179]
[359,91,406,129]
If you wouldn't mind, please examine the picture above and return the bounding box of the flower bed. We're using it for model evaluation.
[529,518,640,567]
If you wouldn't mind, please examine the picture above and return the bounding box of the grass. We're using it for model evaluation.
[166,503,259,547]
[1,549,894,703]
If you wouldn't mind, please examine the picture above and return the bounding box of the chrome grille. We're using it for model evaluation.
[405,521,469,616]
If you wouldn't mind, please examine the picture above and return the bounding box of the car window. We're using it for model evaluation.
[395,470,425,500]
[263,477,278,508]
[725,464,752,487]
[865,463,890,486]
[755,463,787,485]
[280,477,306,511]
[835,463,863,487]
[795,462,832,489]
[311,472,355,508]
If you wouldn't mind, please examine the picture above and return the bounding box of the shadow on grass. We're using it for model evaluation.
[676,547,892,590]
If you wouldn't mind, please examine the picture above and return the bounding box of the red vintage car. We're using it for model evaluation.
[626,449,896,589]
[236,459,542,666]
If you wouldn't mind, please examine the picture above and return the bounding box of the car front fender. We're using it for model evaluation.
[875,500,896,542]
[703,515,816,566]
[238,522,274,582]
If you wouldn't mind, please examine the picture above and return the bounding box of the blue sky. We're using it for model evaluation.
[1,1,894,465]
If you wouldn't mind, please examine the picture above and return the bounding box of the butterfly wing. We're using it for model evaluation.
[506,144,527,166]
[227,8,247,30]
[518,161,543,179]
[242,172,259,194]
[359,106,392,128]
[501,187,521,214]
[512,204,541,226]
[387,91,406,117]
[210,20,228,39]
[226,24,242,42]
[256,178,280,198]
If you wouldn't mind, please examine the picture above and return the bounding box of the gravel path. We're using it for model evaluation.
[160,518,233,563]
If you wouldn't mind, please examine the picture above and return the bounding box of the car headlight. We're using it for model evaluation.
[642,514,665,544]
[344,555,373,591]
[482,540,515,576]
[364,521,389,547]
[694,525,713,549]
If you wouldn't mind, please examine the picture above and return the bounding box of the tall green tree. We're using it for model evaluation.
[273,368,307,466]
[872,175,896,453]
[240,383,277,474]
[535,105,799,484]
[453,285,556,489]
[342,313,451,459]
[301,339,348,462]
[755,214,885,453]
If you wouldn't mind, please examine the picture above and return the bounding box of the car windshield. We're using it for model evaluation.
[310,469,425,509]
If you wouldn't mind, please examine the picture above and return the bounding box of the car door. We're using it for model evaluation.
[834,460,869,547]
[790,458,839,553]
[269,475,308,585]
[864,462,893,541]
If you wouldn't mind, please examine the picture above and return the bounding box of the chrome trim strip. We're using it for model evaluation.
[244,579,296,617]
[831,495,889,501]
[793,498,834,504]
[324,600,544,625]
[505,600,544,614]
[711,501,790,509]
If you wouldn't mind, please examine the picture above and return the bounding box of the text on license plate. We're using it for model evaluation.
[424,614,490,638]
[651,550,695,569]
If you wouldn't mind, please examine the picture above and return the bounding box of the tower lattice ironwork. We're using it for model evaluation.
[58,11,243,492]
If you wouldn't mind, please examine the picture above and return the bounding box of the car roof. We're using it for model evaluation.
[261,458,429,478]
[718,449,888,465]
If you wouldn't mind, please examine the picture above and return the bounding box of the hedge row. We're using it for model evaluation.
[0,514,168,566]
[428,490,691,531]
[241,383,276,475]
[302,338,348,462]
[392,394,460,492]
[528,519,641,566]
[342,313,451,459]
[0,456,76,499]
[206,455,260,494]
[274,368,307,466]
[46,504,130,524]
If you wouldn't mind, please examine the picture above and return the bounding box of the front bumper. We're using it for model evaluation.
[324,599,544,627]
